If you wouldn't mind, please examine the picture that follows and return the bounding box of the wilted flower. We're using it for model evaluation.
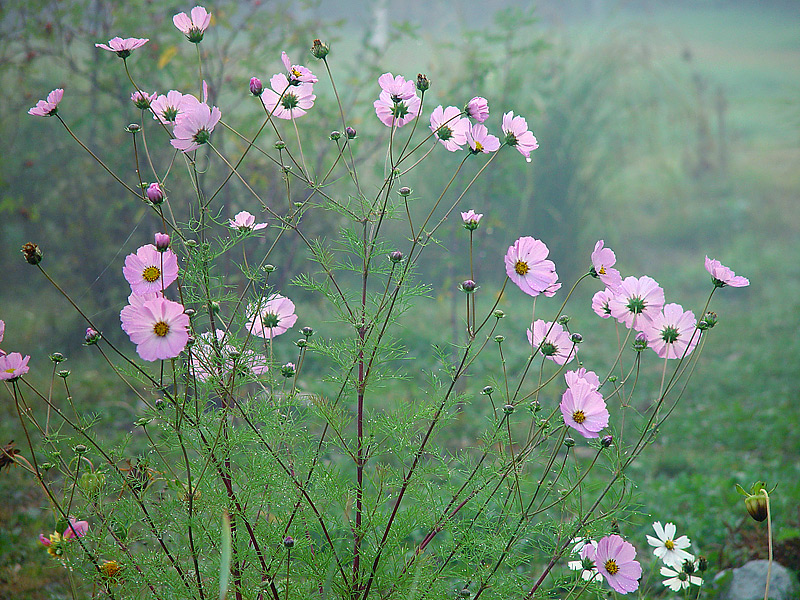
[173,6,211,43]
[21,242,43,265]
[28,88,64,117]
[95,37,149,58]
[310,39,329,59]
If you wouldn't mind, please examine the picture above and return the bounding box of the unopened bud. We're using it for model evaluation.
[249,77,263,96]
[633,332,648,352]
[557,315,571,325]
[398,186,411,197]
[49,353,66,363]
[459,280,477,293]
[459,588,471,598]
[155,398,165,410]
[502,404,515,414]
[58,369,70,378]
[601,435,613,448]
[570,333,582,344]
[274,140,286,150]
[184,308,195,318]
[529,400,541,413]
[301,327,314,337]
[345,126,357,139]
[154,232,170,251]
[295,338,307,348]
[493,309,505,319]
[146,182,165,204]
[481,386,493,395]
[416,73,430,92]
[73,444,87,454]
[84,327,101,345]
[280,362,296,378]
[389,250,403,263]
[564,437,575,448]
[310,39,330,59]
[283,535,295,548]
[210,301,220,314]
[697,556,708,572]
[494,335,504,343]
[21,242,43,265]
[125,123,140,133]
[329,130,341,140]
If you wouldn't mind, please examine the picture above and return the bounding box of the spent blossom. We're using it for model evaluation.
[429,105,469,152]
[171,102,221,152]
[229,211,267,232]
[501,111,539,159]
[123,244,179,295]
[594,534,642,594]
[590,240,622,292]
[28,88,64,117]
[705,256,749,288]
[504,236,558,297]
[646,522,694,569]
[641,303,699,359]
[466,96,489,122]
[95,37,148,58]
[131,90,156,110]
[173,6,211,43]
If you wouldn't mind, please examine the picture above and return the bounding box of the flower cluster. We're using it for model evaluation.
[259,52,318,120]
[646,521,704,591]
[39,518,89,559]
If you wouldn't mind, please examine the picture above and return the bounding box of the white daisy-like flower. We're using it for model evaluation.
[661,565,703,592]
[646,522,694,569]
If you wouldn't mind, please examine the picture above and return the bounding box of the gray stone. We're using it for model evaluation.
[716,560,798,600]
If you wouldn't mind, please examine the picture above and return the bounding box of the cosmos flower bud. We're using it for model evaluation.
[155,398,165,410]
[49,353,66,363]
[58,370,70,378]
[398,186,411,197]
[329,130,341,140]
[460,280,477,293]
[529,400,541,412]
[697,556,708,572]
[481,386,493,395]
[146,182,165,204]
[296,338,307,348]
[125,123,140,133]
[274,140,286,150]
[601,434,614,448]
[283,535,295,548]
[633,332,648,352]
[744,493,768,522]
[21,242,43,265]
[249,77,263,96]
[84,327,101,345]
[416,73,430,92]
[73,444,87,454]
[345,126,357,139]
[570,333,583,344]
[389,250,404,263]
[281,362,296,378]
[557,315,571,325]
[493,309,505,319]
[184,309,195,318]
[503,404,515,414]
[494,335,504,343]
[154,232,170,251]
[301,327,314,337]
[700,311,718,329]
[310,39,329,59]
[564,437,575,447]
[459,589,471,598]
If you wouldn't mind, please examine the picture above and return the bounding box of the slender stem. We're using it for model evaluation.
[764,489,772,600]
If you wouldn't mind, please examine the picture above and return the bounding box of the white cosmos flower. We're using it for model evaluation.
[661,565,703,592]
[646,521,694,569]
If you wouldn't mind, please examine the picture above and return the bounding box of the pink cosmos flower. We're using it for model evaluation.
[377,73,417,101]
[0,352,30,381]
[171,102,221,152]
[120,296,190,361]
[123,244,179,295]
[150,90,200,124]
[146,182,165,204]
[565,367,601,391]
[461,210,483,229]
[527,320,577,366]
[131,90,157,110]
[608,276,665,330]
[592,288,615,319]
[591,240,622,292]
[501,111,539,159]
[0,319,4,355]
[173,6,211,43]
[261,73,316,120]
[560,379,608,437]
[466,123,500,154]
[594,534,642,594]
[504,236,558,297]
[229,211,268,231]
[95,37,149,58]
[246,294,298,339]
[429,105,469,152]
[374,90,421,128]
[641,303,699,359]
[543,280,562,297]
[705,256,749,288]
[281,51,318,84]
[63,518,89,540]
[28,88,64,117]
[466,96,489,122]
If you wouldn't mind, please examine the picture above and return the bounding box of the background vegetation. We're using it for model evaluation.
[1,0,798,597]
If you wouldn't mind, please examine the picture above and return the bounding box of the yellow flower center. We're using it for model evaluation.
[3,367,15,374]
[474,140,484,152]
[100,560,122,578]
[514,260,529,276]
[142,265,161,283]
[153,321,170,337]
[665,539,675,550]
[598,265,607,274]
[605,559,619,575]
[292,68,302,78]
[572,410,586,424]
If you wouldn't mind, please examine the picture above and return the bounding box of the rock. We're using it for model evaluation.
[716,560,798,600]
